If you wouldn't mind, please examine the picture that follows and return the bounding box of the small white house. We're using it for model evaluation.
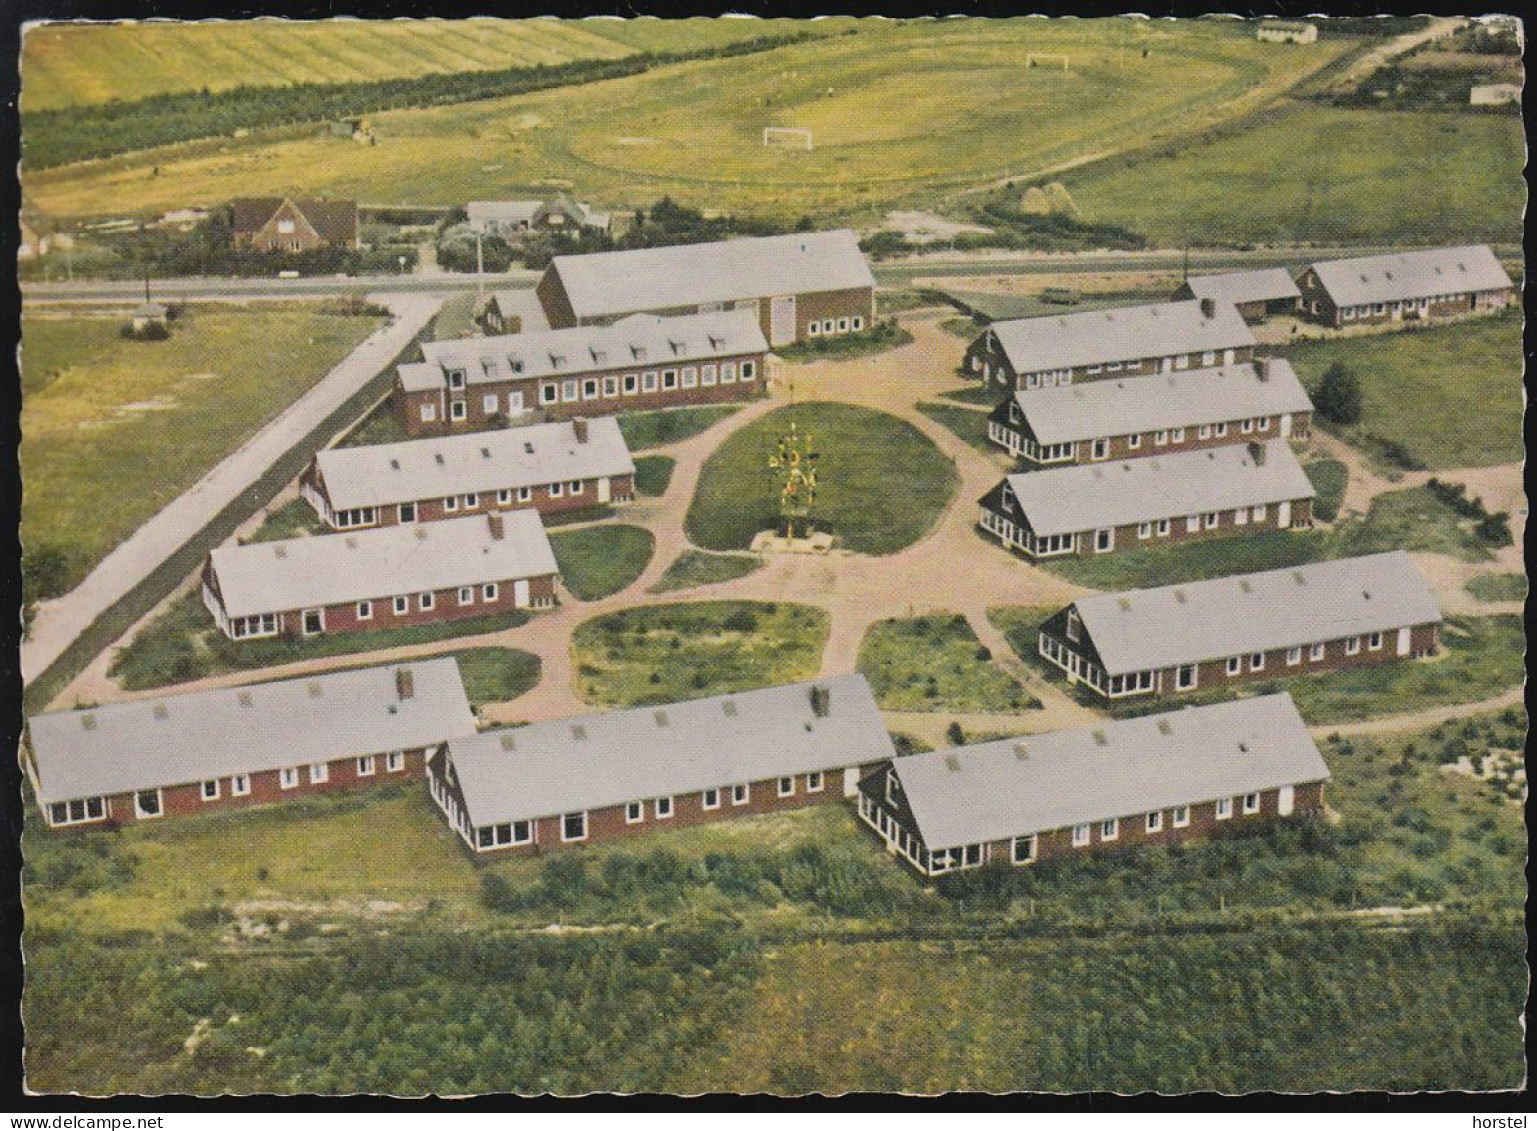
[1257,21,1318,44]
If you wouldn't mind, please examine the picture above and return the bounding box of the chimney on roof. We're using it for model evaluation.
[488,513,505,540]
[573,416,589,444]
[1248,441,1266,465]
[1199,297,1217,319]
[1253,356,1271,381]
[396,668,415,701]
[809,683,831,718]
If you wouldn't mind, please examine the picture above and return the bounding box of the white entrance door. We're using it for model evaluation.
[513,579,531,608]
[842,767,860,797]
[1161,357,1174,373]
[1277,501,1291,528]
[1278,785,1295,816]
[597,477,611,503]
[1279,413,1292,438]
[770,296,797,347]
[1397,626,1412,656]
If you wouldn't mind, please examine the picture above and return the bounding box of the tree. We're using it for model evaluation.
[1315,363,1363,425]
[22,545,73,604]
[946,721,966,746]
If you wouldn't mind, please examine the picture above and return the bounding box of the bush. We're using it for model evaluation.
[1315,363,1363,425]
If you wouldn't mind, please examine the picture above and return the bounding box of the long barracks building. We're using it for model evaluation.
[428,675,895,854]
[395,311,768,436]
[26,659,476,829]
[859,694,1330,878]
[1035,551,1442,701]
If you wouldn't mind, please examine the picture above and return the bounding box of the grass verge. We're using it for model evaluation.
[648,550,764,594]
[550,524,656,601]
[857,614,1039,713]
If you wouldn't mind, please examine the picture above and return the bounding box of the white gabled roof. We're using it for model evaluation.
[417,310,767,387]
[315,418,635,511]
[209,510,557,618]
[892,694,1330,851]
[446,675,894,828]
[1308,245,1513,308]
[997,440,1315,537]
[1182,268,1301,307]
[988,299,1255,374]
[1072,551,1443,676]
[1008,360,1313,446]
[546,230,875,319]
[28,658,476,804]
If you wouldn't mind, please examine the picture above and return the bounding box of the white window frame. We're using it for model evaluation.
[731,783,750,806]
[450,400,467,422]
[1346,636,1361,656]
[625,801,644,825]
[394,596,410,615]
[1173,806,1190,829]
[1243,792,1261,815]
[1368,631,1383,651]
[483,393,500,414]
[1286,647,1302,666]
[458,586,475,607]
[357,756,376,777]
[1250,652,1266,672]
[201,779,221,802]
[1072,823,1091,847]
[1226,656,1242,676]
[231,775,251,797]
[562,379,580,403]
[561,811,588,842]
[655,796,674,820]
[134,789,164,820]
[419,592,436,612]
[483,583,499,602]
[309,762,330,785]
[806,771,824,793]
[357,600,373,621]
[1012,835,1036,865]
[642,371,659,393]
[420,404,437,424]
[497,489,512,506]
[1310,642,1326,662]
[778,777,795,798]
[386,752,405,773]
[1146,811,1163,833]
[702,788,720,811]
[280,767,300,790]
[701,364,718,387]
[1216,797,1233,820]
[741,360,756,381]
[1100,818,1119,842]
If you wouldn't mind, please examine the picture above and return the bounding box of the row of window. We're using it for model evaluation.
[1212,633,1385,678]
[54,754,411,824]
[1068,804,1207,847]
[441,483,578,514]
[1039,634,1154,698]
[1338,297,1449,320]
[423,359,759,423]
[472,772,828,851]
[348,583,503,626]
[805,316,864,336]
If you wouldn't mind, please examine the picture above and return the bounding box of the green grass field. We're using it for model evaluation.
[549,524,655,600]
[571,600,829,707]
[454,646,542,707]
[1332,485,1502,562]
[1282,311,1523,470]
[245,498,327,543]
[649,550,765,594]
[915,400,995,457]
[1304,458,1348,522]
[1465,573,1525,604]
[688,402,957,554]
[1064,104,1524,247]
[20,304,384,596]
[856,614,1038,713]
[20,18,825,111]
[25,20,1353,223]
[617,405,742,451]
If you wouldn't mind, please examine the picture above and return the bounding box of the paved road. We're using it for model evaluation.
[22,271,535,304]
[21,293,444,685]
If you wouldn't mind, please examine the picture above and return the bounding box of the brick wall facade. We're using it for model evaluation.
[1297,269,1514,328]
[394,353,766,437]
[992,409,1312,467]
[1038,617,1441,702]
[39,746,431,830]
[965,334,1255,391]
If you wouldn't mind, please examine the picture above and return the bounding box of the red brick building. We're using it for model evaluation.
[1035,551,1442,701]
[302,416,635,529]
[963,298,1255,391]
[858,694,1330,878]
[395,311,768,437]
[986,358,1313,467]
[202,510,558,642]
[535,230,876,348]
[26,659,476,830]
[428,675,895,854]
[1173,268,1301,323]
[1296,245,1514,328]
[228,196,359,252]
[978,440,1316,560]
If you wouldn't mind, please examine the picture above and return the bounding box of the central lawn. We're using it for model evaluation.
[618,405,742,451]
[649,550,764,594]
[107,590,529,692]
[856,614,1039,713]
[549,524,656,601]
[687,402,958,555]
[1281,311,1523,470]
[20,304,385,595]
[571,600,829,707]
[1064,104,1524,247]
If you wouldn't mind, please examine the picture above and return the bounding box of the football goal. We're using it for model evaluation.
[762,126,813,151]
[1025,53,1071,72]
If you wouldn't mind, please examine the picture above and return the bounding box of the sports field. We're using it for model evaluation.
[23,19,1354,222]
[19,17,823,111]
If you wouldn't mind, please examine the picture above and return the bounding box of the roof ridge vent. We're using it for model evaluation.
[80,714,97,731]
[389,458,400,471]
[1117,597,1131,611]
[722,699,739,717]
[152,702,168,720]
[274,544,288,559]
[571,724,587,740]
[1092,729,1109,746]
[1156,719,1173,736]
[654,710,669,727]
[1293,570,1307,584]
[944,754,962,772]
[1238,579,1252,593]
[237,691,253,707]
[415,527,428,540]
[435,453,445,465]
[499,733,517,751]
[1173,590,1187,604]
[307,681,323,698]
[1013,741,1029,760]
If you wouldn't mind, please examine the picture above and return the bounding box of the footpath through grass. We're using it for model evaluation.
[107,591,530,693]
[687,402,957,555]
[20,304,385,595]
[571,600,829,707]
[857,614,1039,714]
[1282,310,1522,470]
[649,550,764,594]
[550,524,655,601]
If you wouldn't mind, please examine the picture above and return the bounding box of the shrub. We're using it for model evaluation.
[1314,363,1363,425]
